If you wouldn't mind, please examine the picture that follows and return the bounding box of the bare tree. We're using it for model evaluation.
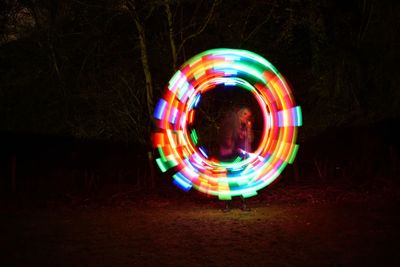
[164,0,178,70]
[163,0,219,70]
[124,1,155,127]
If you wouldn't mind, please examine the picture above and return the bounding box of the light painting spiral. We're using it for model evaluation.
[152,48,302,200]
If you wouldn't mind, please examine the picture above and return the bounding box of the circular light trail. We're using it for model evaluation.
[152,48,302,200]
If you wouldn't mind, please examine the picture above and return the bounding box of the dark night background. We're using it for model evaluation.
[1,0,399,266]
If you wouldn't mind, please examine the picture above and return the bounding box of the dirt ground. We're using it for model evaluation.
[1,184,399,266]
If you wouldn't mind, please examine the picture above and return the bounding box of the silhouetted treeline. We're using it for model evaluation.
[0,132,153,197]
[1,0,398,141]
[0,0,399,194]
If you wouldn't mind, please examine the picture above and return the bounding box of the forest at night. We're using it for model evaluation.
[1,0,399,266]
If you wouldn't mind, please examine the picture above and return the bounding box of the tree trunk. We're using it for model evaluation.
[128,2,155,189]
[134,20,154,122]
[164,0,178,70]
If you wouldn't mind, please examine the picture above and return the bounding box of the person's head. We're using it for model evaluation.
[237,107,252,126]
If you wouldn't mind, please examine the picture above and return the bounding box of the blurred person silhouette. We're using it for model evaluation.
[218,107,254,212]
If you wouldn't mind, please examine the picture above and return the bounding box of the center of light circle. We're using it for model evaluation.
[190,80,265,163]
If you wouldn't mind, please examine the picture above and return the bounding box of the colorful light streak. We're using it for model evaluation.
[152,48,302,200]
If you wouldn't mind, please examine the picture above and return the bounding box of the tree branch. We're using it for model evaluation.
[176,0,219,57]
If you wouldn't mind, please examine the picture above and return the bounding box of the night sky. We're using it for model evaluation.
[1,0,400,266]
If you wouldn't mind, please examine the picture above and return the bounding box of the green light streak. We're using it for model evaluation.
[296,106,303,126]
[156,158,168,173]
[190,129,198,145]
[158,146,167,162]
[218,194,232,201]
[288,144,299,164]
